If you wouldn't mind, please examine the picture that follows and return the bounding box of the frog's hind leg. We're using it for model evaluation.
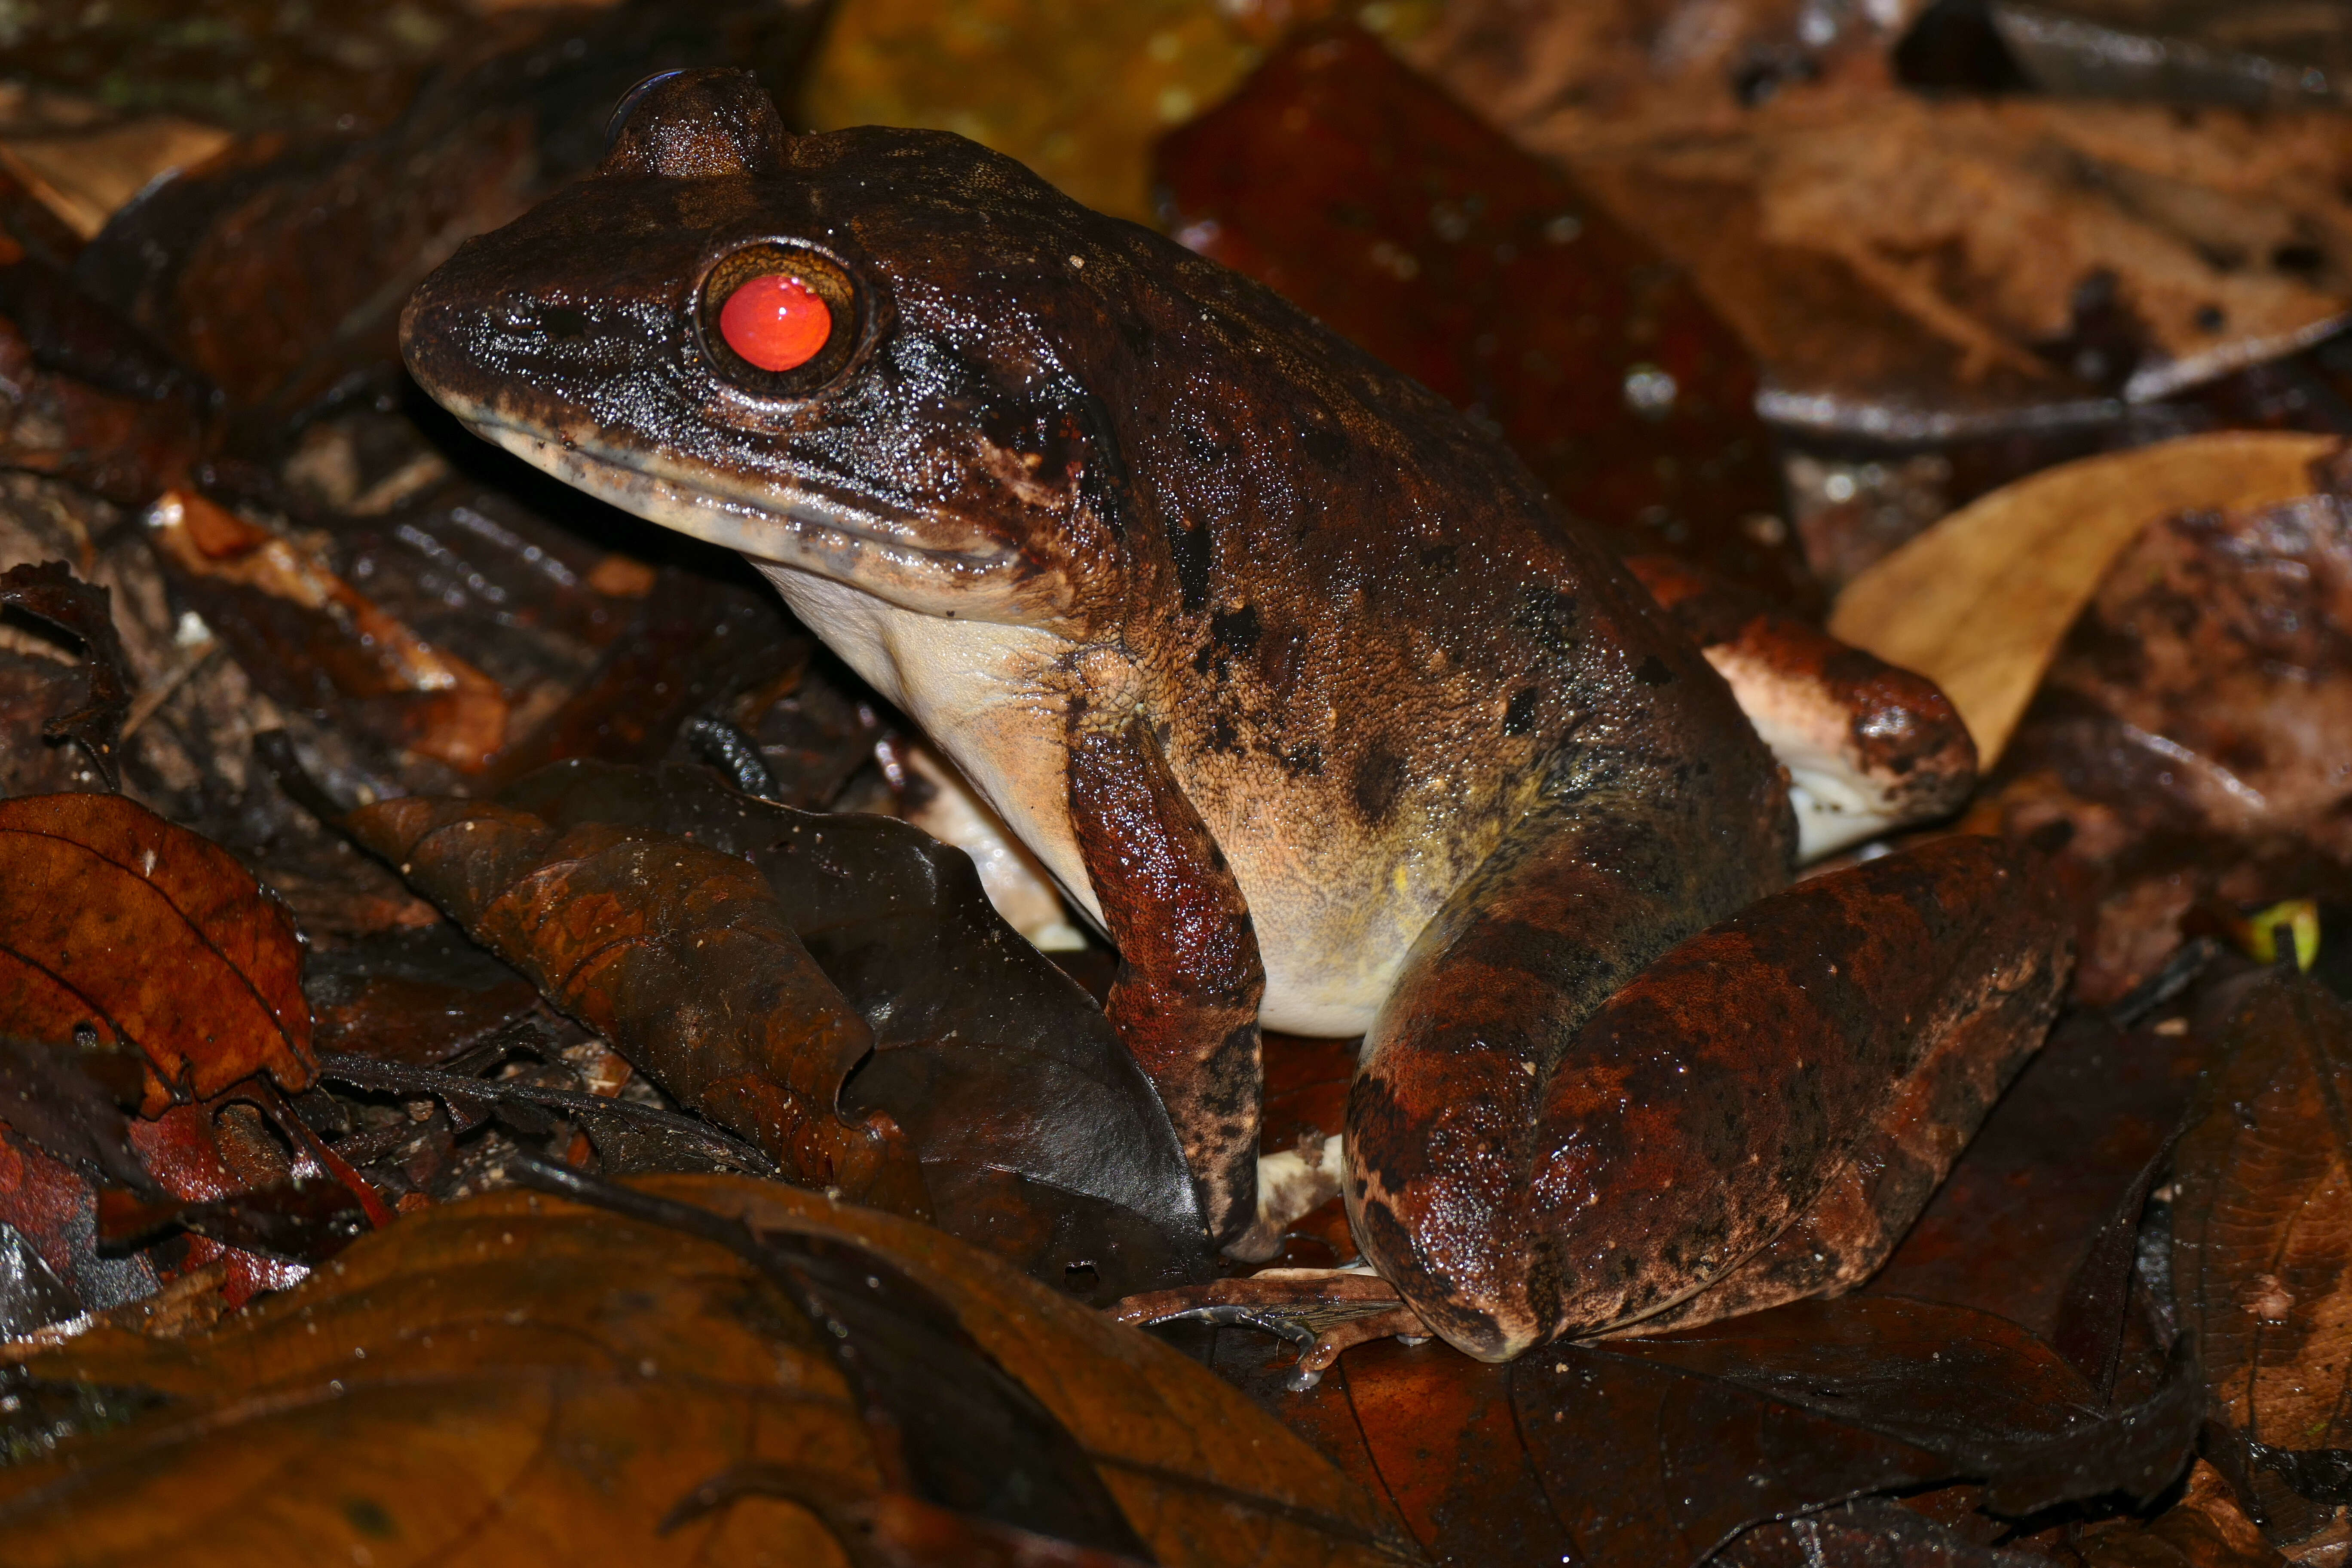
[1350,833,2070,1362]
[1347,750,1794,1360]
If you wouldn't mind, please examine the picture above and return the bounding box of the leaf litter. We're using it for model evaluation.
[0,2,2351,1565]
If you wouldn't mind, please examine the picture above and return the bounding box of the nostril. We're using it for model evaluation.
[542,306,589,341]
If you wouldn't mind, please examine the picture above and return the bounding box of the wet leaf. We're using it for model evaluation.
[0,1172,1406,1567]
[0,1222,81,1339]
[2073,1461,2287,1568]
[1198,1292,2196,1567]
[0,1034,152,1196]
[0,560,132,788]
[0,1127,158,1325]
[0,288,205,505]
[1830,431,2340,763]
[476,566,803,790]
[1866,1009,2205,1363]
[148,488,511,772]
[317,1052,780,1182]
[493,760,1212,1302]
[1716,1500,2050,1568]
[1155,24,1810,608]
[340,788,924,1216]
[95,1174,366,1267]
[303,925,543,1069]
[0,791,312,1113]
[2171,970,2352,1553]
[2000,456,2352,856]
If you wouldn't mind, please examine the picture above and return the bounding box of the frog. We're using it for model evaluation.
[401,69,2070,1363]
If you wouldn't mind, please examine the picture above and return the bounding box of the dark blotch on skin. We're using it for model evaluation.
[1167,517,1213,613]
[1210,603,1262,656]
[1503,684,1540,735]
[1636,654,1675,687]
[1302,426,1349,469]
[1352,742,1407,823]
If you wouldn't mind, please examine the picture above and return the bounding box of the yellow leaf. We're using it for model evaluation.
[1829,431,2341,766]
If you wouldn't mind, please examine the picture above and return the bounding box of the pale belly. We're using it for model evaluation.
[757,564,1450,1038]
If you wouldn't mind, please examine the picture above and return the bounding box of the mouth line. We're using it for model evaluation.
[458,407,1025,585]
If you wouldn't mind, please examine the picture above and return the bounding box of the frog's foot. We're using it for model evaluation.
[1223,1133,1347,1263]
[1628,556,1978,860]
[1351,833,2071,1363]
[1108,1269,1426,1390]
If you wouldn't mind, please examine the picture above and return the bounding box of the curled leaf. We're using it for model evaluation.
[0,561,132,790]
[341,790,925,1216]
[0,1173,1407,1566]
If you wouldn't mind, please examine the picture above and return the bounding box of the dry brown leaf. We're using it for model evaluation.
[1828,431,2340,764]
[0,1173,1406,1567]
[0,117,233,239]
[1405,3,2352,429]
[148,490,508,771]
[2172,972,2352,1559]
[0,792,312,1114]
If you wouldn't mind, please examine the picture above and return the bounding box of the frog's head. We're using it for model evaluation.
[403,69,1169,632]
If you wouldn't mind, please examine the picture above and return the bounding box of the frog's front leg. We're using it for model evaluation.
[1352,832,2070,1362]
[1067,702,1266,1251]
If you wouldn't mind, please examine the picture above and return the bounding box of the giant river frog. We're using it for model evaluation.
[403,70,2070,1362]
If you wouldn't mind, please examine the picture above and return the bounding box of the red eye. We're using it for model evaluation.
[718,272,832,372]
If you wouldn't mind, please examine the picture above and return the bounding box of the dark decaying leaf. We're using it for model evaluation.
[0,1127,159,1324]
[0,1223,82,1340]
[302,924,543,1068]
[340,789,924,1216]
[95,1175,366,1267]
[317,1052,778,1181]
[517,1158,1152,1562]
[0,1173,1406,1568]
[0,1035,153,1197]
[0,561,132,789]
[2171,969,2352,1552]
[477,567,804,790]
[1155,24,1811,610]
[1866,1008,2206,1380]
[147,489,511,773]
[2072,1460,2288,1568]
[0,257,207,506]
[493,760,1211,1302]
[1191,1291,2196,1568]
[1715,1500,2049,1568]
[0,792,313,1114]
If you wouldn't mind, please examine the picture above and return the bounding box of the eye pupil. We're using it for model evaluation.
[718,273,832,373]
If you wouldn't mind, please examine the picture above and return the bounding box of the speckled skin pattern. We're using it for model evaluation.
[404,71,2066,1360]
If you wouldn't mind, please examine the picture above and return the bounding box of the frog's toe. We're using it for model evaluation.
[1224,1133,1347,1262]
[1629,556,1978,860]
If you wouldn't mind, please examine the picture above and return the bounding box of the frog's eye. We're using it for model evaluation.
[719,274,830,372]
[695,242,867,399]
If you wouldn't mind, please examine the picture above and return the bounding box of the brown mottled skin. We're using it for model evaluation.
[402,71,2070,1361]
